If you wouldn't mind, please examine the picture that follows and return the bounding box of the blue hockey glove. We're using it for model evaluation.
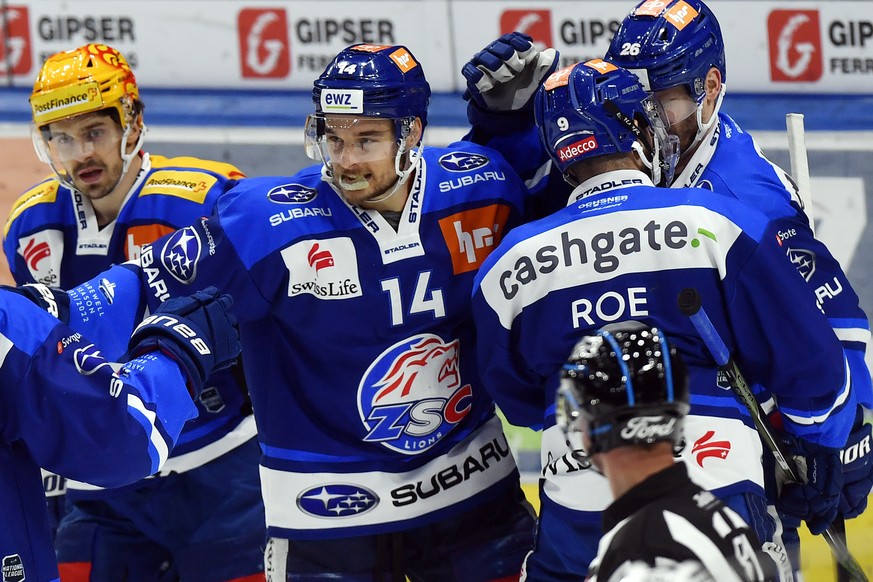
[1,283,70,323]
[462,32,558,113]
[128,287,241,395]
[839,407,873,519]
[777,435,842,535]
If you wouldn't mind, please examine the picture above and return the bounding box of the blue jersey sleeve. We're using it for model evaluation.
[0,291,197,487]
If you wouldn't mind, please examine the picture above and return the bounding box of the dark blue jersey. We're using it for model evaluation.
[3,154,254,492]
[0,290,196,581]
[60,143,531,540]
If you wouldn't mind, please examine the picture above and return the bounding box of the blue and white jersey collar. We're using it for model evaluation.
[671,118,721,190]
[567,169,654,206]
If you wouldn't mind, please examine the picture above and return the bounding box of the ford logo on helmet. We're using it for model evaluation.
[267,184,318,204]
[297,484,379,518]
[438,152,489,172]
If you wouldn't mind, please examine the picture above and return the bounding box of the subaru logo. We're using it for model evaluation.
[267,184,318,204]
[74,343,110,376]
[297,484,379,518]
[438,152,489,172]
[161,227,201,284]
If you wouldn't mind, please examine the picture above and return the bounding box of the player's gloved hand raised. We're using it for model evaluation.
[777,435,842,535]
[1,283,70,323]
[839,406,873,518]
[462,32,559,113]
[128,287,241,396]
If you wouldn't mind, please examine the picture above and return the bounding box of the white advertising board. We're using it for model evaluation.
[0,1,871,93]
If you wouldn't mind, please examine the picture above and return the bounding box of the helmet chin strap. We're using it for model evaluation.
[689,83,726,152]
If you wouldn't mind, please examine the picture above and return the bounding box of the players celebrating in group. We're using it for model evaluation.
[4,0,872,581]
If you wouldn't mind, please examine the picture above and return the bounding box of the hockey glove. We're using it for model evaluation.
[462,32,558,114]
[776,435,842,535]
[128,287,241,396]
[839,407,873,518]
[1,283,70,323]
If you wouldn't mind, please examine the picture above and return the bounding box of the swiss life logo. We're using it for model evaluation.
[768,10,823,82]
[238,8,291,78]
[0,5,32,76]
[500,9,553,49]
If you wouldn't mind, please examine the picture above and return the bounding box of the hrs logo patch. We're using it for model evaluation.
[358,333,472,455]
[438,204,511,274]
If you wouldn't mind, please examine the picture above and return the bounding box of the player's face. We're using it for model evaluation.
[322,117,402,207]
[44,111,129,201]
[654,86,698,155]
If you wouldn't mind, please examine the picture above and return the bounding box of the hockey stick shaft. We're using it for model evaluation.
[787,113,853,580]
[786,113,815,234]
[677,288,869,582]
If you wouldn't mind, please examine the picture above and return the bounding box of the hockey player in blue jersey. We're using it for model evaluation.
[38,43,537,580]
[0,283,241,582]
[3,44,265,581]
[471,61,856,580]
[463,0,873,570]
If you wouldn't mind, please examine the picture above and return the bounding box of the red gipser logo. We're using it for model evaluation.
[768,10,823,82]
[500,9,553,49]
[238,8,291,79]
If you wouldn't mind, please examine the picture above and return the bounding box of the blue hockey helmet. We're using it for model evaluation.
[606,0,725,99]
[312,44,431,128]
[307,44,432,200]
[556,322,689,455]
[534,59,677,184]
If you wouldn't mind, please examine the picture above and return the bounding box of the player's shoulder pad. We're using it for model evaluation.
[427,141,519,174]
[140,156,244,205]
[4,177,60,238]
[149,155,246,179]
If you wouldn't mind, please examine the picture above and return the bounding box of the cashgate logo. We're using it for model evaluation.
[238,8,291,78]
[0,5,32,76]
[768,10,823,82]
[499,9,553,49]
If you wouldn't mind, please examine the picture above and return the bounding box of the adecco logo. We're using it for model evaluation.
[500,9,553,49]
[238,8,291,78]
[768,10,823,82]
[0,6,32,76]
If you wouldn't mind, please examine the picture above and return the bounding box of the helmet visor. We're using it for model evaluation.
[653,87,698,129]
[305,114,400,167]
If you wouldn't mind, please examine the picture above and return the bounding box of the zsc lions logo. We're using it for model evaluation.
[161,227,201,284]
[267,183,318,204]
[438,152,489,172]
[297,484,379,518]
[358,333,472,455]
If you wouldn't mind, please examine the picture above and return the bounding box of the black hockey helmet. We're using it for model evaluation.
[556,321,689,455]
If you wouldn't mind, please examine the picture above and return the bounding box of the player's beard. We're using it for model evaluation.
[334,167,401,208]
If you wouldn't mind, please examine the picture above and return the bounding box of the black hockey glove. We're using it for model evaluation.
[128,287,241,396]
[1,283,70,323]
[777,435,842,534]
[839,406,873,518]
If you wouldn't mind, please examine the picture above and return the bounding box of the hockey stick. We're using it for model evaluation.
[787,112,853,581]
[677,287,869,582]
[786,113,814,234]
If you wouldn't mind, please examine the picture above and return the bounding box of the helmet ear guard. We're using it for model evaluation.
[556,322,690,456]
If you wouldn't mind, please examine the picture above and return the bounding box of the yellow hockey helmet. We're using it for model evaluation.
[30,43,139,130]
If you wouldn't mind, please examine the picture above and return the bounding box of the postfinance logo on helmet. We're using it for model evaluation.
[30,43,139,129]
